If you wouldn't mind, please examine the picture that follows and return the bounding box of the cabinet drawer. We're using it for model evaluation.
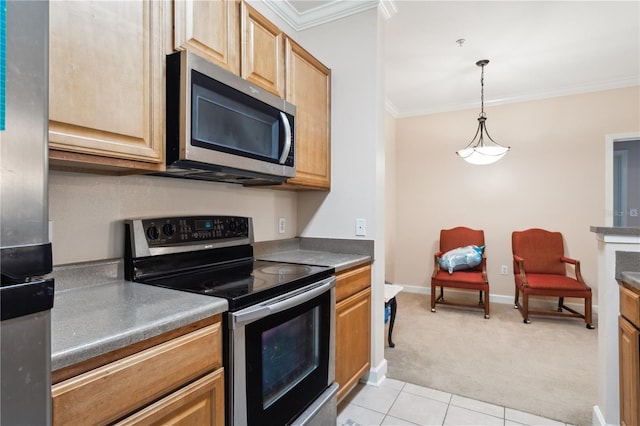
[114,368,225,426]
[52,322,221,425]
[336,264,371,303]
[620,285,640,328]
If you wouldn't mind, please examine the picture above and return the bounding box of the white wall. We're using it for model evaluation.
[385,111,397,280]
[390,86,640,305]
[49,171,298,265]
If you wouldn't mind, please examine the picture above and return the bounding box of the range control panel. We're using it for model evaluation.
[140,216,251,246]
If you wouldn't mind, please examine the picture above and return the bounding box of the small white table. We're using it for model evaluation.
[384,284,404,348]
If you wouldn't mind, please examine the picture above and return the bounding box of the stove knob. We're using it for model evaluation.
[239,220,248,234]
[146,225,160,240]
[163,223,176,237]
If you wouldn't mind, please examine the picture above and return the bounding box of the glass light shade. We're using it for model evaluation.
[456,145,509,165]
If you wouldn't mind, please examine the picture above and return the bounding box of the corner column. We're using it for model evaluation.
[591,227,640,426]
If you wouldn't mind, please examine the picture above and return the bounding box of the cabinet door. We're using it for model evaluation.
[115,369,225,426]
[336,287,371,402]
[174,0,240,75]
[240,3,284,97]
[619,316,640,426]
[49,1,165,172]
[284,38,331,190]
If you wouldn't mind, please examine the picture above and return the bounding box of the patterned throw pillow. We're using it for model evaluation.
[438,245,485,274]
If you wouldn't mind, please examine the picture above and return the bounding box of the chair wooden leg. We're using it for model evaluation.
[514,284,520,308]
[585,295,594,329]
[484,290,490,319]
[522,293,531,324]
[431,284,436,312]
[558,297,564,312]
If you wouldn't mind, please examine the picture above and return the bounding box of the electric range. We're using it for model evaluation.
[124,215,334,310]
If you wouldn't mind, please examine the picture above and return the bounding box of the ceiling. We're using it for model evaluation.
[264,1,640,118]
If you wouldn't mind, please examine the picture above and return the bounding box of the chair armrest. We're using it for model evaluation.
[513,255,528,287]
[480,254,489,282]
[561,257,590,288]
[431,253,442,278]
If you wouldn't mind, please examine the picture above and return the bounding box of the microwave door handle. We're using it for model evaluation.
[278,112,292,164]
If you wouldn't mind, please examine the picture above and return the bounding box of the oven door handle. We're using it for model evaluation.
[232,276,335,327]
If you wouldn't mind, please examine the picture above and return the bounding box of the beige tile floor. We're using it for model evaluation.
[337,378,574,426]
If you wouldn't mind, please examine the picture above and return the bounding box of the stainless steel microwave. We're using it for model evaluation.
[162,50,296,185]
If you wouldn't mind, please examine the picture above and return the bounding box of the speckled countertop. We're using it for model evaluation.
[50,237,373,372]
[620,271,640,291]
[590,226,640,236]
[254,237,373,272]
[258,250,370,271]
[51,259,227,371]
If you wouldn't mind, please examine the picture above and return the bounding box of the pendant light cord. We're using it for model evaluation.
[479,63,486,119]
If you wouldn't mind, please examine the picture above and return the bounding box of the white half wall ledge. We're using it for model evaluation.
[591,226,640,426]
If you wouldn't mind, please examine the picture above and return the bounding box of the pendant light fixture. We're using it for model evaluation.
[456,59,510,165]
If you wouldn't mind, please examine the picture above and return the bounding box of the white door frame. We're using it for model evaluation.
[605,132,640,226]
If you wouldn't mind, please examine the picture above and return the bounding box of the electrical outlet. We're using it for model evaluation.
[500,265,509,275]
[278,218,285,234]
[355,218,366,236]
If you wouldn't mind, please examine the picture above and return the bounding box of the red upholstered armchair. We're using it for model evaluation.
[512,228,594,329]
[431,227,490,318]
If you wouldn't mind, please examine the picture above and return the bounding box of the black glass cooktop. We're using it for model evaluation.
[136,260,334,311]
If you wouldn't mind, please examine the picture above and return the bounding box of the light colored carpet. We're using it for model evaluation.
[384,292,597,426]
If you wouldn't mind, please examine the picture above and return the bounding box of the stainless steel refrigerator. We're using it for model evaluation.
[0,1,53,425]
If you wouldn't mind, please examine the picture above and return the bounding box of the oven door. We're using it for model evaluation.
[229,276,335,426]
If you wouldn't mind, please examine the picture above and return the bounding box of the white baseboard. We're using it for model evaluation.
[363,358,387,387]
[397,283,599,314]
[592,405,614,426]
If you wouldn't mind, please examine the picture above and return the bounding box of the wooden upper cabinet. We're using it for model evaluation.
[240,3,285,97]
[49,1,165,173]
[173,0,240,75]
[284,38,331,190]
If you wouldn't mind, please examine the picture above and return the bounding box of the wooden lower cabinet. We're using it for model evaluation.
[619,284,640,426]
[52,318,224,426]
[115,369,224,426]
[335,264,371,402]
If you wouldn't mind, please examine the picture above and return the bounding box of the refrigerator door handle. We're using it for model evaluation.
[0,278,54,322]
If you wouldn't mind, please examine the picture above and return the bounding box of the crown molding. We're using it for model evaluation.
[378,0,398,20]
[392,77,640,119]
[263,0,395,31]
